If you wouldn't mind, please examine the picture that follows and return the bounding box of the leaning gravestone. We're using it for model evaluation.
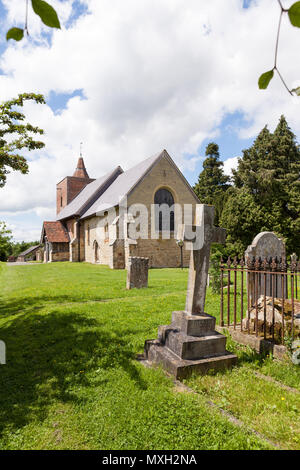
[245,232,286,306]
[126,257,149,290]
[144,205,237,380]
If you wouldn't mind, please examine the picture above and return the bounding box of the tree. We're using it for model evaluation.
[193,142,230,225]
[0,222,12,261]
[6,0,60,42]
[10,240,40,258]
[259,1,300,95]
[0,93,45,187]
[221,115,300,255]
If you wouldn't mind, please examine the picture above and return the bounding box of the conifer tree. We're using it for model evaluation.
[193,143,229,224]
[222,115,300,255]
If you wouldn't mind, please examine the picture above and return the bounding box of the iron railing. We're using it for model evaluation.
[220,256,300,345]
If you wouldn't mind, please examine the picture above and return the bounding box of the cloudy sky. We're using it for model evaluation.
[0,0,300,241]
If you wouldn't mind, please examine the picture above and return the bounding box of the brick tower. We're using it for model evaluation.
[56,157,94,215]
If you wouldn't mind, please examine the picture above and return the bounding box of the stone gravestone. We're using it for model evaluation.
[144,205,237,379]
[126,257,149,290]
[245,232,286,306]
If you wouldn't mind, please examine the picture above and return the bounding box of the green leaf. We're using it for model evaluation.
[6,28,24,42]
[291,86,300,96]
[288,2,300,28]
[258,70,274,90]
[31,0,61,29]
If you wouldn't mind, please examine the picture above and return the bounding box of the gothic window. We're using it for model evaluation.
[87,225,90,245]
[154,188,175,232]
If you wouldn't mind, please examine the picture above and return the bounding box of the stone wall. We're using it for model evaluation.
[83,215,112,265]
[127,237,190,268]
[51,251,70,262]
[125,155,198,268]
[68,220,86,262]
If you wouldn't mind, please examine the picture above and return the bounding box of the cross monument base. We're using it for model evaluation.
[144,310,237,380]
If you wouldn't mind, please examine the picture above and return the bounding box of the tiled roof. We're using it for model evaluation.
[57,166,123,221]
[73,157,90,178]
[18,245,41,257]
[42,221,70,243]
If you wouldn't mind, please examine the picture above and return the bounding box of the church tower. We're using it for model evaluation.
[56,157,94,215]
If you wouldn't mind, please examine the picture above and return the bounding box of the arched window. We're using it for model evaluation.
[154,188,175,232]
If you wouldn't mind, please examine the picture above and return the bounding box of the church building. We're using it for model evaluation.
[40,150,200,268]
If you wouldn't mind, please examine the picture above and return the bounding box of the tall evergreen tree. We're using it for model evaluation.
[222,116,300,255]
[193,143,229,224]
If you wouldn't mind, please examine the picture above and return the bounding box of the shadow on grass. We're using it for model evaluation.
[0,308,148,438]
[224,334,269,368]
[0,294,127,319]
[0,295,74,319]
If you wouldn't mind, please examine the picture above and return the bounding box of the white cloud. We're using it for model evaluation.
[223,156,239,177]
[0,0,300,238]
[5,222,41,243]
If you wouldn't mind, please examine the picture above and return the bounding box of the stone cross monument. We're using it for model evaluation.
[184,205,226,314]
[144,204,237,379]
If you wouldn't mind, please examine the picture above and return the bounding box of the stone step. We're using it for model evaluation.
[145,340,237,380]
[171,311,216,336]
[165,330,227,360]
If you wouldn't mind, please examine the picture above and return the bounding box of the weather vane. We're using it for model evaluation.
[80,142,83,157]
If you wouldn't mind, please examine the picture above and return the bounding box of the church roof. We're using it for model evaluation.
[41,221,70,243]
[80,150,165,219]
[73,157,90,179]
[80,149,199,219]
[57,166,123,221]
[54,149,199,223]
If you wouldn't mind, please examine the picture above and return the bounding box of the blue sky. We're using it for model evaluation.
[0,0,299,242]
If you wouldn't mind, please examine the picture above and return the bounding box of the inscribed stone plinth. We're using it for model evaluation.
[245,232,286,304]
[126,257,149,289]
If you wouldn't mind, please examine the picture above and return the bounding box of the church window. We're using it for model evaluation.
[104,223,109,240]
[154,188,175,232]
[87,225,90,245]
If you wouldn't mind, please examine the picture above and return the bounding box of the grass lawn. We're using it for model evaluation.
[0,262,299,450]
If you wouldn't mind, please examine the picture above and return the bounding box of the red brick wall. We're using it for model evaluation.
[56,177,94,215]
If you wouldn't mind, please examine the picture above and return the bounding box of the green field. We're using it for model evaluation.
[0,262,299,450]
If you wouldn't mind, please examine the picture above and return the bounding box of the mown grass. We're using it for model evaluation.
[187,338,300,450]
[0,262,299,450]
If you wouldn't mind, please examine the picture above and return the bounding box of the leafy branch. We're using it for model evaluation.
[0,93,46,187]
[6,0,60,42]
[259,0,300,95]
